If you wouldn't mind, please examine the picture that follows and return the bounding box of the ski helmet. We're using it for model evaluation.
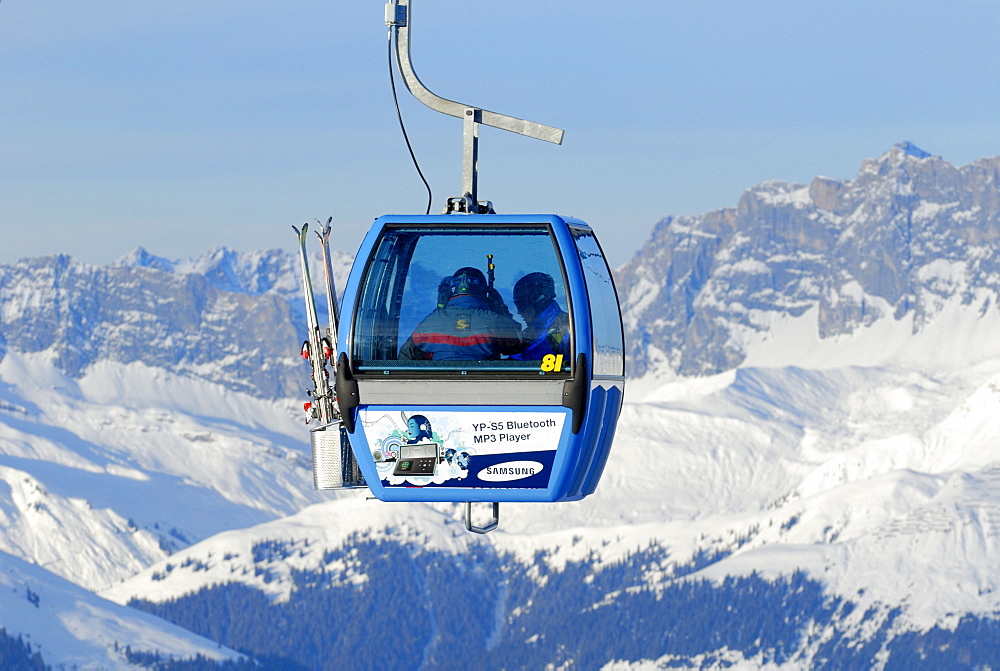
[448,267,488,298]
[513,272,556,314]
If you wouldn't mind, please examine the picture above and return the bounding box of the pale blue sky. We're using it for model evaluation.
[3,0,1000,268]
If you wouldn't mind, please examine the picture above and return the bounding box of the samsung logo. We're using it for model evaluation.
[479,461,543,482]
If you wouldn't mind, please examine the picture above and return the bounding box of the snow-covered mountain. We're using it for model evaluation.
[619,141,1000,378]
[3,144,1000,667]
[0,547,246,669]
[0,246,350,665]
[0,245,350,400]
[0,350,321,591]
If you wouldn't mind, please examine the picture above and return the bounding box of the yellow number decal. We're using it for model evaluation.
[541,354,564,372]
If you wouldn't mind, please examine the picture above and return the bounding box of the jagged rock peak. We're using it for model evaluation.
[114,246,176,272]
[113,246,299,297]
[0,246,305,399]
[616,143,1000,379]
[176,246,299,297]
[891,140,933,160]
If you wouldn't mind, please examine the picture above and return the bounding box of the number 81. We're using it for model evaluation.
[540,354,564,372]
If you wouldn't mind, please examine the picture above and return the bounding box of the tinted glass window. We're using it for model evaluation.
[572,228,624,377]
[352,225,572,374]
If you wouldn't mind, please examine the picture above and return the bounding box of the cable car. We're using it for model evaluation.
[299,0,624,532]
[334,212,623,504]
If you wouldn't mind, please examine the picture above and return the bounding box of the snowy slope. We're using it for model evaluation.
[4,146,1000,666]
[0,349,326,591]
[0,244,357,597]
[95,149,1000,659]
[101,302,1000,635]
[0,547,246,669]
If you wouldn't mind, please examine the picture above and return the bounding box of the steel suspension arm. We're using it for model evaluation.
[386,0,564,146]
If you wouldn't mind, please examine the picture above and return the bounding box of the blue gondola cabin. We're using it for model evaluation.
[334,213,624,503]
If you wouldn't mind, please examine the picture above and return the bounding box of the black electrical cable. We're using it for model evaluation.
[387,29,433,215]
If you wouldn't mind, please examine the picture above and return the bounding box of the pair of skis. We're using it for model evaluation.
[293,217,340,426]
[295,218,365,490]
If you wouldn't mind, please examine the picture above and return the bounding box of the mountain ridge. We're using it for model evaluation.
[618,142,1000,379]
[2,144,1000,667]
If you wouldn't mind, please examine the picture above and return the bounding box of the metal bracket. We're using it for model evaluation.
[445,195,495,215]
[386,0,564,209]
[465,501,500,534]
[334,353,360,433]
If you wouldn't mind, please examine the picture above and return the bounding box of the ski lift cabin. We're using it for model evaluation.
[300,0,624,533]
[333,213,623,510]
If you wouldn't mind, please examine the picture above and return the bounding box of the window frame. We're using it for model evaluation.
[348,221,576,379]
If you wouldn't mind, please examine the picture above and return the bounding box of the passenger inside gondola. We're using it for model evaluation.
[510,272,571,361]
[351,224,577,371]
[398,266,525,361]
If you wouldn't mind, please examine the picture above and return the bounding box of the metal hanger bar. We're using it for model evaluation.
[465,501,500,534]
[463,108,480,204]
[389,0,564,146]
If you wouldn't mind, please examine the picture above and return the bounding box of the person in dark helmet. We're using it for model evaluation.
[399,267,524,361]
[445,267,513,316]
[510,272,570,361]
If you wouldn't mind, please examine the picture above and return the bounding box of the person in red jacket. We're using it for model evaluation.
[399,267,524,361]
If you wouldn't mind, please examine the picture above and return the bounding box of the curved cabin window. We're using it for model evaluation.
[571,228,624,378]
[352,224,573,375]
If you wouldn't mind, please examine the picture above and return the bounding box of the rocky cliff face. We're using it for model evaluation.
[8,144,999,390]
[616,142,1000,378]
[0,246,325,399]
